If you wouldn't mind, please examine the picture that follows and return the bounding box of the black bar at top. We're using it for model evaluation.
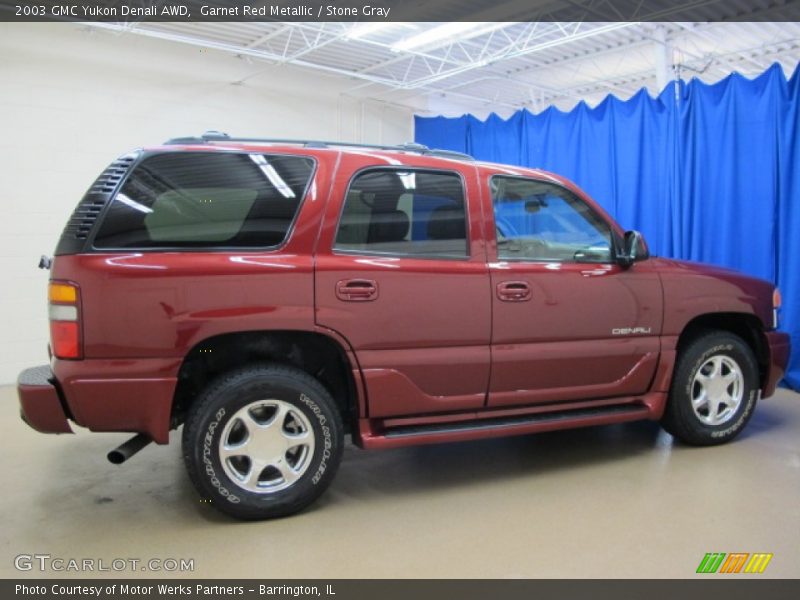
[1,0,800,23]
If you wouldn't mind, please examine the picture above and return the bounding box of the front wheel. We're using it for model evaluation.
[182,364,344,520]
[661,331,759,446]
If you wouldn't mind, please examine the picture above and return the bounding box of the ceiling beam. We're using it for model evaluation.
[245,24,291,49]
[397,22,640,90]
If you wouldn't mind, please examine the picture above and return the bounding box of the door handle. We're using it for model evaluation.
[497,281,532,302]
[336,279,379,302]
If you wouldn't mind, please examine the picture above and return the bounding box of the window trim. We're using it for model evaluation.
[89,150,319,253]
[332,166,472,261]
[488,174,620,265]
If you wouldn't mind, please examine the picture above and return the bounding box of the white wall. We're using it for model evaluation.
[0,23,414,384]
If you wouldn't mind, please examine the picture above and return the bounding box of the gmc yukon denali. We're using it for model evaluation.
[17,132,790,520]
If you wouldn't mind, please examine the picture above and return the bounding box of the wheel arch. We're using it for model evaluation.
[676,312,769,390]
[171,329,363,433]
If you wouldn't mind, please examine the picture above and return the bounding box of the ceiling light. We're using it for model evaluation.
[392,22,506,52]
[345,22,401,40]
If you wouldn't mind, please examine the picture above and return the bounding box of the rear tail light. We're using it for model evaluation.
[49,282,81,359]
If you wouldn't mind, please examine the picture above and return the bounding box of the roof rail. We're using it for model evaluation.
[162,131,474,161]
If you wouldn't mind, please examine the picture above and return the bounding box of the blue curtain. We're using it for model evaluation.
[415,63,800,390]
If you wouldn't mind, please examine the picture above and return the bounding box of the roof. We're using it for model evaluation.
[146,131,574,189]
[155,131,475,161]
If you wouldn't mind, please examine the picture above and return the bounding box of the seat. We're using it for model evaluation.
[427,205,466,240]
[367,209,410,244]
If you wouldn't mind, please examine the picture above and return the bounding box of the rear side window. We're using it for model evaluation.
[93,152,315,248]
[334,169,468,259]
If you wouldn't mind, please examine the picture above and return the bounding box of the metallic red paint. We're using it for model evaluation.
[486,261,663,407]
[314,152,492,419]
[53,358,179,444]
[654,257,775,334]
[16,142,791,450]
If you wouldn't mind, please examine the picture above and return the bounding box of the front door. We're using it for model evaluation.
[315,155,491,418]
[486,175,663,407]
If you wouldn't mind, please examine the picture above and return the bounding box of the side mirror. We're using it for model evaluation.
[617,230,649,268]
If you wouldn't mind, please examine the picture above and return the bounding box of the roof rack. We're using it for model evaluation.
[163,131,474,161]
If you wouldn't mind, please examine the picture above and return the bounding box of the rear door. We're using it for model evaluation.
[315,153,491,418]
[485,173,663,407]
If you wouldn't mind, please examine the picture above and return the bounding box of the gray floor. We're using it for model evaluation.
[1,385,798,579]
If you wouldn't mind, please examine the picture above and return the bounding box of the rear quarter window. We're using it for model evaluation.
[93,152,315,249]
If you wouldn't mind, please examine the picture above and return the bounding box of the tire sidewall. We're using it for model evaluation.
[677,338,758,442]
[186,369,342,518]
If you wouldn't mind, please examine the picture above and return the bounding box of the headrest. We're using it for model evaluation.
[368,210,410,244]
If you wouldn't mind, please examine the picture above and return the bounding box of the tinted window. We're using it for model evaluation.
[491,177,612,263]
[93,152,315,248]
[335,169,468,258]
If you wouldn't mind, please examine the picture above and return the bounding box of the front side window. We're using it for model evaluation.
[93,152,315,248]
[490,176,613,263]
[334,169,468,259]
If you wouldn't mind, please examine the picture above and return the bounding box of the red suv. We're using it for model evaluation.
[18,132,790,519]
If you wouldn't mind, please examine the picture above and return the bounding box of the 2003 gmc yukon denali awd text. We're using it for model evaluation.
[17,132,790,520]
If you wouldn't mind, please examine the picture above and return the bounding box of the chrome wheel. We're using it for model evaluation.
[219,399,315,494]
[690,355,744,426]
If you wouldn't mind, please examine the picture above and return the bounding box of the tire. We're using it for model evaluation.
[661,331,759,446]
[182,364,344,520]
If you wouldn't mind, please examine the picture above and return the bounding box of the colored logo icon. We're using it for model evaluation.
[696,553,773,574]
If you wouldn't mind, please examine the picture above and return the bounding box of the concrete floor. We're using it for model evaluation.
[1,385,798,579]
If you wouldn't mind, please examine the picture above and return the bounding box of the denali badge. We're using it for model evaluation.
[612,327,652,335]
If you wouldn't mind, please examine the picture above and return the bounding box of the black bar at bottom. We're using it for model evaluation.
[4,580,800,600]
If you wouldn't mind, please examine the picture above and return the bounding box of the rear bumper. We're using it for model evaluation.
[18,358,179,444]
[17,365,73,434]
[53,358,179,444]
[763,330,791,398]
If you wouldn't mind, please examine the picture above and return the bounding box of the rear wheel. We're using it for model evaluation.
[661,331,759,446]
[182,364,344,520]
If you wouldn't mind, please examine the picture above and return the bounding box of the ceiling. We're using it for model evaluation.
[83,0,800,116]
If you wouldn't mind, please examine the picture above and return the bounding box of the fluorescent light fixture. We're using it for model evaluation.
[345,22,398,40]
[392,22,505,52]
[249,154,296,199]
